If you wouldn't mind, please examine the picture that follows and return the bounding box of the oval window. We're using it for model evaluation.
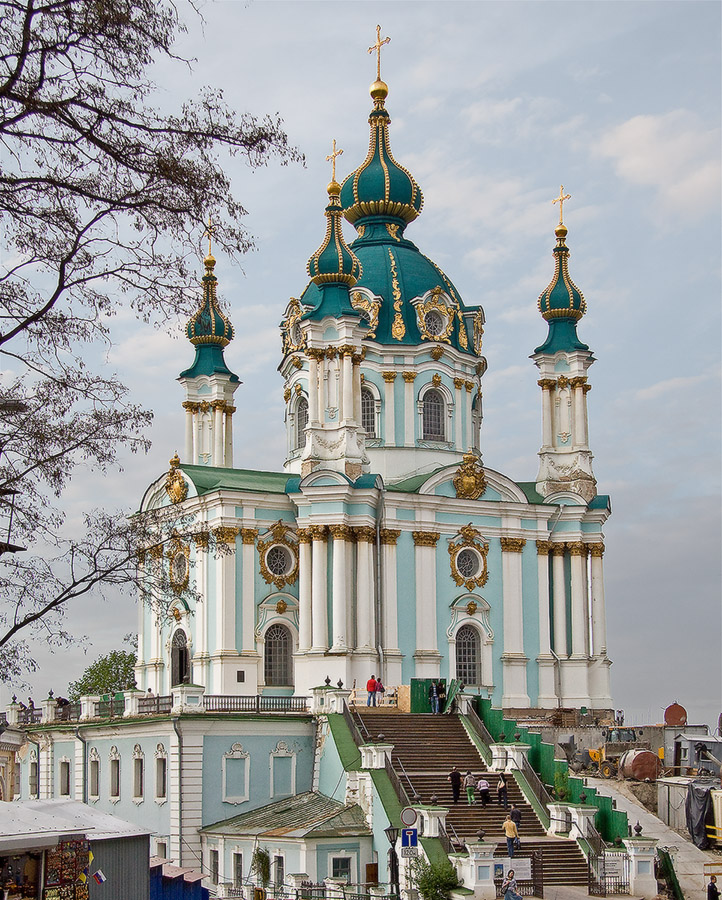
[425,309,445,337]
[456,548,479,579]
[171,551,188,585]
[266,545,292,577]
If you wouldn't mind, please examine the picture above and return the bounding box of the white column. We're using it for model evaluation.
[352,356,362,424]
[454,379,464,449]
[330,526,349,651]
[183,403,195,463]
[308,352,320,423]
[589,544,607,656]
[298,532,312,652]
[568,542,588,657]
[403,372,416,446]
[194,409,204,463]
[464,382,474,450]
[224,407,234,467]
[214,527,238,652]
[382,373,396,445]
[551,544,568,656]
[342,351,354,423]
[193,535,209,684]
[535,540,557,708]
[213,402,224,465]
[412,531,439,676]
[539,380,554,448]
[500,538,530,707]
[240,530,257,654]
[310,527,328,651]
[572,380,586,448]
[355,528,376,650]
[380,531,400,652]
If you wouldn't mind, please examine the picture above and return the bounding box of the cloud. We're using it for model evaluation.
[596,110,721,218]
[634,373,712,402]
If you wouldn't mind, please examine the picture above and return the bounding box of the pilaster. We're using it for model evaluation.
[298,528,312,652]
[380,529,402,684]
[355,526,376,651]
[382,372,396,445]
[412,531,441,676]
[402,371,416,447]
[500,537,529,708]
[535,540,557,708]
[310,525,329,651]
[329,525,351,652]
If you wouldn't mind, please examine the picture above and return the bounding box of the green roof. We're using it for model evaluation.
[516,482,546,504]
[388,467,446,493]
[180,464,290,496]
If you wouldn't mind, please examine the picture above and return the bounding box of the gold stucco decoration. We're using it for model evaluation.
[165,453,188,504]
[466,600,478,616]
[257,520,299,590]
[452,452,487,500]
[281,298,307,356]
[350,291,381,339]
[388,249,406,340]
[167,532,190,594]
[276,599,288,615]
[473,310,485,356]
[448,524,489,590]
[416,287,455,344]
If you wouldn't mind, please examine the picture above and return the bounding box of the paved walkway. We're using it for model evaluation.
[587,777,716,898]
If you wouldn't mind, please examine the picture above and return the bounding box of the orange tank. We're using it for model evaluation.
[618,749,662,781]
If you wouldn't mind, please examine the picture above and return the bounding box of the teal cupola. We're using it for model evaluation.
[535,214,589,355]
[180,252,239,382]
[339,78,423,230]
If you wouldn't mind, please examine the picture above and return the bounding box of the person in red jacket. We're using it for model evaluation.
[366,675,378,706]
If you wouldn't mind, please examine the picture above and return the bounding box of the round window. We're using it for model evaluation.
[171,551,188,585]
[291,322,303,346]
[456,548,479,579]
[425,309,445,337]
[266,545,292,577]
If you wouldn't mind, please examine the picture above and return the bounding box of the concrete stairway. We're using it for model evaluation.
[355,710,589,886]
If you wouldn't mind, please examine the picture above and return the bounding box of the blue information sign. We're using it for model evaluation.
[401,828,418,848]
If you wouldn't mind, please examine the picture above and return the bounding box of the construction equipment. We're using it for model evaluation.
[588,728,651,778]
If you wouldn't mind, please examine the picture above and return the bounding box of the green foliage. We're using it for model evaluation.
[554,770,569,800]
[68,649,137,701]
[412,858,460,900]
[252,846,271,887]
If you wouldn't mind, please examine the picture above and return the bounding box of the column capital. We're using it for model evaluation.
[380,528,401,545]
[570,376,588,389]
[324,346,338,359]
[551,542,567,556]
[567,540,588,557]
[328,524,354,541]
[305,347,325,361]
[453,377,465,390]
[412,530,440,547]
[297,527,312,544]
[536,539,553,555]
[464,380,474,392]
[588,542,605,557]
[182,401,199,412]
[240,528,258,545]
[309,525,328,541]
[192,531,210,551]
[381,371,397,383]
[211,399,226,411]
[537,378,556,390]
[213,525,240,546]
[354,525,376,543]
[402,371,417,383]
[500,537,526,553]
[338,344,357,357]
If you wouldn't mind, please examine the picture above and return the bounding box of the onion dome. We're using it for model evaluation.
[340,80,423,228]
[535,221,589,355]
[179,254,238,381]
[307,180,362,286]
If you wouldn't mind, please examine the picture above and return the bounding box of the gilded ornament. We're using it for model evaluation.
[386,223,401,242]
[309,525,328,541]
[588,542,605,557]
[567,540,587,557]
[402,371,417,383]
[360,373,365,383]
[325,347,338,359]
[193,531,210,550]
[281,299,307,356]
[167,532,190,594]
[295,383,302,395]
[552,184,571,225]
[199,401,211,413]
[416,289,455,344]
[379,528,401,545]
[557,375,570,389]
[136,547,146,564]
[465,381,474,392]
[453,378,465,390]
[432,373,442,387]
[241,528,258,545]
[388,250,406,340]
[452,452,487,500]
[172,607,182,622]
[213,526,240,546]
[536,540,553,555]
[257,521,299,590]
[537,379,556,390]
[292,357,303,370]
[412,531,440,547]
[473,310,485,356]
[148,544,164,561]
[182,401,199,413]
[448,524,489,589]
[165,453,188,504]
[328,524,353,541]
[284,388,292,402]
[500,537,526,553]
[339,344,356,357]
[276,599,288,615]
[382,371,397,383]
[357,225,366,238]
[466,601,478,616]
[583,384,592,393]
[551,543,566,556]
[430,346,444,361]
[457,309,468,350]
[350,291,380,339]
[570,376,587,389]
[297,527,312,544]
[354,526,376,543]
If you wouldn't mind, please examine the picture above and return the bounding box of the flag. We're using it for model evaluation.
[92,870,107,884]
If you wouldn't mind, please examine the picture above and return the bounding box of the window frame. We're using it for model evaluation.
[422,387,446,441]
[59,758,71,797]
[264,623,293,688]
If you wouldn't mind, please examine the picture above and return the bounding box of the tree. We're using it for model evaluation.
[67,638,137,700]
[0,0,300,678]
[411,859,461,900]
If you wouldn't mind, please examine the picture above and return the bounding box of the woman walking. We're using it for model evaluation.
[464,771,476,805]
[502,814,519,858]
[497,772,509,808]
[501,869,523,900]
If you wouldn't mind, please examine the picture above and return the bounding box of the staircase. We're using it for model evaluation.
[355,710,589,886]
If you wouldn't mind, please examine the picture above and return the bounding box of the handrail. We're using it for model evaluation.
[438,823,453,855]
[467,703,495,747]
[515,753,553,816]
[396,758,419,803]
[342,701,366,749]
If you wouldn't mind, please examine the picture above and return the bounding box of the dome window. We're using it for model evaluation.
[422,388,445,440]
[424,309,445,337]
[265,545,293,578]
[361,387,377,438]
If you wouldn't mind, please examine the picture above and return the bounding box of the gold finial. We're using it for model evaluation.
[368,24,390,82]
[326,139,343,187]
[203,214,216,267]
[552,185,571,226]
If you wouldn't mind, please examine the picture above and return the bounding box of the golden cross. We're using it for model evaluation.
[368,24,391,82]
[203,214,215,256]
[326,139,343,182]
[552,185,571,225]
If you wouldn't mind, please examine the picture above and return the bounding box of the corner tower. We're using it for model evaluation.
[178,248,240,467]
[532,189,596,501]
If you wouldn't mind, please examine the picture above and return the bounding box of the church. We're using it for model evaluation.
[135,51,613,716]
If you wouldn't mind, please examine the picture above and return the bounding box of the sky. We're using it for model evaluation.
[4,1,721,729]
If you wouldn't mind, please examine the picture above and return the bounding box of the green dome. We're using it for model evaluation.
[339,81,423,226]
[307,182,362,286]
[535,224,589,355]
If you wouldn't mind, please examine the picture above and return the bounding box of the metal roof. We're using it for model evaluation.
[200,791,371,839]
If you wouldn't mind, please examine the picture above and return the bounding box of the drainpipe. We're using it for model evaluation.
[172,717,183,865]
[548,505,564,707]
[74,727,87,804]
[374,480,386,682]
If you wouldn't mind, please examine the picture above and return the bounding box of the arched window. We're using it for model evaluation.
[361,387,376,438]
[456,624,481,686]
[264,624,293,687]
[423,389,445,441]
[295,397,308,450]
[171,629,190,687]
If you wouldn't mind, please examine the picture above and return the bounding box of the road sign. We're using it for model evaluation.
[400,807,417,826]
[401,828,418,848]
[400,847,419,859]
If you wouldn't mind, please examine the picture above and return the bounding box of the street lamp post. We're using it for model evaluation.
[384,825,400,899]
